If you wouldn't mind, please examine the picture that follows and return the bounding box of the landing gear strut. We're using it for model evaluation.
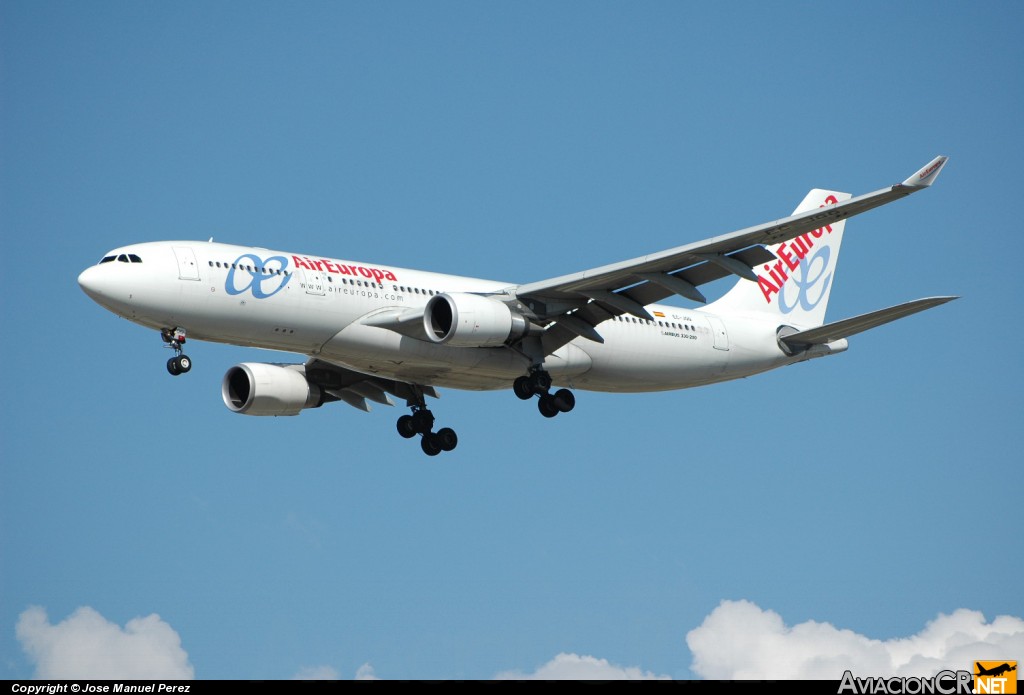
[396,395,458,456]
[513,368,575,418]
[162,327,192,376]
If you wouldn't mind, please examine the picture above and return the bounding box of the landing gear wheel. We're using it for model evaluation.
[421,433,443,456]
[538,394,559,418]
[397,414,416,439]
[513,376,533,400]
[411,409,434,435]
[552,388,575,413]
[528,370,552,395]
[161,328,190,375]
[436,427,458,452]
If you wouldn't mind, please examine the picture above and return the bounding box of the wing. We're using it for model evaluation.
[515,156,949,353]
[304,358,438,411]
[778,296,958,349]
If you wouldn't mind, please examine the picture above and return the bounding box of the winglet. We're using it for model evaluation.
[901,155,949,188]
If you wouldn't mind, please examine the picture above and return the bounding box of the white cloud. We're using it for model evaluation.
[292,663,377,680]
[355,663,380,680]
[16,605,194,679]
[494,652,670,680]
[22,600,1019,681]
[293,665,340,680]
[686,600,1024,680]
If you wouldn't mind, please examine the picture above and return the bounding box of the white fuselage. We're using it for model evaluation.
[78,240,810,393]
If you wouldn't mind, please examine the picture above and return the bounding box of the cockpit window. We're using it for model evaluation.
[105,253,144,263]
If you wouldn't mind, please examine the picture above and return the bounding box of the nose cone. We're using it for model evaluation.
[78,263,128,314]
[78,265,105,301]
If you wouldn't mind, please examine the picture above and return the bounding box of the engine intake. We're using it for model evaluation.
[222,363,324,416]
[423,292,528,347]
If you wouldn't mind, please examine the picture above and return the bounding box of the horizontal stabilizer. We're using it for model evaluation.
[780,296,958,348]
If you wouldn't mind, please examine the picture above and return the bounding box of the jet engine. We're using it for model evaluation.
[423,292,528,347]
[222,363,324,416]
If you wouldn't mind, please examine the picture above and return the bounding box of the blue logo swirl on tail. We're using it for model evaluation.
[778,246,832,315]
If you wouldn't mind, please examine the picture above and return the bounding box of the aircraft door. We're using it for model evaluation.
[173,246,200,281]
[705,315,729,351]
[302,269,326,295]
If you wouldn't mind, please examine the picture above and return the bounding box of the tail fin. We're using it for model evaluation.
[705,188,851,327]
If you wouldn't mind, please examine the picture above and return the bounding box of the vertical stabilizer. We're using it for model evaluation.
[705,189,851,327]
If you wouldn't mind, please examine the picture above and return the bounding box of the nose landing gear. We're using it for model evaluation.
[514,368,575,418]
[162,327,192,376]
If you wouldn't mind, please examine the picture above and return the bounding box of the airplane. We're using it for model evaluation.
[78,156,957,456]
[975,663,1017,678]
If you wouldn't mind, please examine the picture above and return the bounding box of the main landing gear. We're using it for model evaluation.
[396,403,458,457]
[513,368,575,418]
[162,327,192,376]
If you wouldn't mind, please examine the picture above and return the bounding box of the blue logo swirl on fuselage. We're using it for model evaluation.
[778,246,832,315]
[225,253,291,299]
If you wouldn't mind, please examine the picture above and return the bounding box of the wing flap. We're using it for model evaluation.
[305,358,440,410]
[780,296,958,348]
[327,389,371,412]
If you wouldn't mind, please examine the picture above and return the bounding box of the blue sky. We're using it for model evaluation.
[2,1,1021,680]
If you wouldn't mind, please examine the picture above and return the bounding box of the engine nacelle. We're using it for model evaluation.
[423,292,528,347]
[221,363,324,416]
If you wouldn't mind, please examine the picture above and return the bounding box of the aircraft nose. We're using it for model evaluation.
[78,264,123,307]
[77,265,104,299]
